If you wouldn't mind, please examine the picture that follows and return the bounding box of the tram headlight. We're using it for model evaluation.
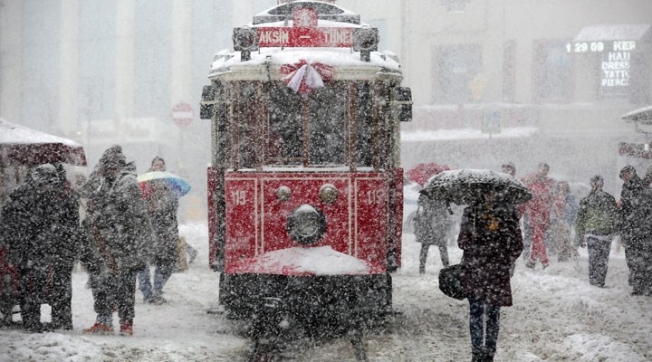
[353,27,379,62]
[319,184,338,204]
[233,27,259,51]
[286,205,327,245]
[276,185,292,201]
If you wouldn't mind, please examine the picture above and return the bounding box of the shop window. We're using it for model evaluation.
[433,44,483,104]
[533,40,574,102]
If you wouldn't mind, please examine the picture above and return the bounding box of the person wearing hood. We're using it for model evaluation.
[81,145,155,336]
[457,185,524,362]
[1,163,75,332]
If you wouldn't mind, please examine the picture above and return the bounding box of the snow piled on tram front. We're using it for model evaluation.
[210,46,401,74]
[232,246,372,275]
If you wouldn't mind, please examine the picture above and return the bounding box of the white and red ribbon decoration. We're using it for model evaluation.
[280,59,333,95]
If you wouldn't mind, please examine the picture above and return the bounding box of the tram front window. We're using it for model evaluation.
[267,83,347,166]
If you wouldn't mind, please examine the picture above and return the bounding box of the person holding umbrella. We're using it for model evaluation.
[136,156,184,304]
[457,185,524,362]
[421,169,529,362]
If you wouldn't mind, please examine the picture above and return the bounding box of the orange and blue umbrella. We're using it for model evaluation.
[137,171,191,197]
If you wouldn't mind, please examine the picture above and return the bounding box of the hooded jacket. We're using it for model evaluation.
[84,161,155,272]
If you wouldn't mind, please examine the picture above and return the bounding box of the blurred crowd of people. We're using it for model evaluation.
[414,160,652,297]
[0,145,195,335]
[413,161,652,362]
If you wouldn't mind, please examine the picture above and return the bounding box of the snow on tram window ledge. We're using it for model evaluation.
[401,127,539,142]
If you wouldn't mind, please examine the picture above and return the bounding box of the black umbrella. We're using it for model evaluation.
[420,169,532,205]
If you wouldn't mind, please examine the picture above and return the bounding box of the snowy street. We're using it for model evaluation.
[0,223,651,362]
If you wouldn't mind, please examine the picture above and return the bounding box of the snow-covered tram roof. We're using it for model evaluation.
[208,1,403,82]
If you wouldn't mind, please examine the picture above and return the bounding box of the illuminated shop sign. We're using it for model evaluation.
[566,40,637,89]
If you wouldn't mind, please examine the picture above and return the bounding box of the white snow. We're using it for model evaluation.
[402,127,539,142]
[1,223,651,361]
[238,245,371,275]
[0,118,82,146]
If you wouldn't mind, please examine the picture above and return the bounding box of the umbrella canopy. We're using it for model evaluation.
[137,171,191,197]
[421,169,532,205]
[406,162,450,186]
[622,105,652,124]
[0,118,87,166]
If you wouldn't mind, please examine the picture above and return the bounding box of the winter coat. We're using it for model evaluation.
[521,174,554,227]
[619,175,652,249]
[414,194,451,246]
[1,178,73,269]
[574,190,618,239]
[84,161,155,272]
[50,181,81,266]
[143,176,180,266]
[457,202,523,307]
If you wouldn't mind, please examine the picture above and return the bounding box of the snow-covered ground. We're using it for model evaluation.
[1,223,651,362]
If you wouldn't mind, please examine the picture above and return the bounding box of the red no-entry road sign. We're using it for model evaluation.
[172,102,194,127]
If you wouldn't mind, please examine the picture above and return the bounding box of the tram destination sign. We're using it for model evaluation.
[258,26,354,48]
[566,40,637,89]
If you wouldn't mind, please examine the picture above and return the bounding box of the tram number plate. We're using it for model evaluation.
[231,190,247,206]
[364,189,386,204]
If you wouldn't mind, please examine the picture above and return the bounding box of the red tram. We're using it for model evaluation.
[200,1,412,322]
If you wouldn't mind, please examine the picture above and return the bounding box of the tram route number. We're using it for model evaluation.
[363,189,386,205]
[231,190,247,206]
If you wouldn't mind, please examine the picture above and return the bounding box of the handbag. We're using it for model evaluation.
[438,264,467,300]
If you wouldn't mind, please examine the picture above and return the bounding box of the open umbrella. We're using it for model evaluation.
[0,118,87,166]
[421,169,532,205]
[406,162,450,186]
[137,171,191,197]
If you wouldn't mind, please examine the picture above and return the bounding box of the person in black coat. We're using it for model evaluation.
[81,145,155,336]
[47,163,81,330]
[457,186,524,362]
[1,164,70,332]
[619,166,652,296]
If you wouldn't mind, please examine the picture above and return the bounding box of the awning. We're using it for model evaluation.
[622,105,652,124]
[574,24,651,42]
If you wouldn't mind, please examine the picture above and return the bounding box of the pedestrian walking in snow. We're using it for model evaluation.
[551,181,579,262]
[458,185,524,362]
[574,175,619,287]
[81,145,155,336]
[1,164,79,332]
[414,193,452,273]
[618,166,652,296]
[521,162,554,269]
[137,156,184,304]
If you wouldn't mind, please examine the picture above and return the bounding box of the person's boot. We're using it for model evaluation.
[82,322,114,334]
[119,320,133,336]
